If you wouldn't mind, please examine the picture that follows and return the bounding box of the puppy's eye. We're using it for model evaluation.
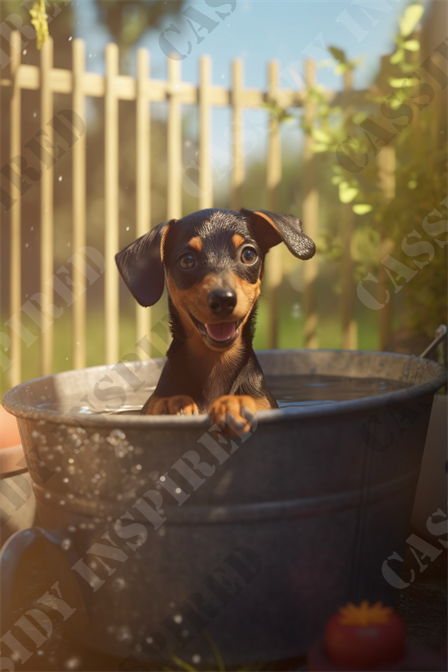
[178,253,196,270]
[241,246,258,265]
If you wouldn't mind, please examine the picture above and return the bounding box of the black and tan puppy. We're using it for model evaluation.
[116,208,315,433]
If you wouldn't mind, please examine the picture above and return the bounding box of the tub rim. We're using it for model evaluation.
[3,349,447,429]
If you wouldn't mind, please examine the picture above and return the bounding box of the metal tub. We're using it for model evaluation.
[1,350,446,667]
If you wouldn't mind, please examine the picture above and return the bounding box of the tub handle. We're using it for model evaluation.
[420,324,447,359]
[0,527,89,632]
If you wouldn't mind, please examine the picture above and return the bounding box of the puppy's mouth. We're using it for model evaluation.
[188,313,242,348]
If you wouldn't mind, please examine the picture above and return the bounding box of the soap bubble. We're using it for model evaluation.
[112,577,126,592]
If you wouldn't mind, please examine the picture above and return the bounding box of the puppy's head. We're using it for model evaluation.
[116,208,315,351]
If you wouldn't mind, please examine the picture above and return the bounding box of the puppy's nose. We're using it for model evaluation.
[207,288,237,316]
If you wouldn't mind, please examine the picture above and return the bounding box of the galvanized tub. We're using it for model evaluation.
[1,350,446,668]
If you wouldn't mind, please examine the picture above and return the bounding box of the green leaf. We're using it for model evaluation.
[352,111,367,125]
[339,182,359,203]
[312,128,332,143]
[390,48,405,65]
[388,76,419,88]
[399,4,424,37]
[352,204,373,215]
[399,61,419,73]
[168,653,197,672]
[312,144,330,153]
[203,632,225,672]
[403,39,420,51]
[329,46,346,63]
[335,63,349,75]
[29,0,49,50]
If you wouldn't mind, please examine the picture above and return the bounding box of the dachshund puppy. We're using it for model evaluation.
[116,208,315,433]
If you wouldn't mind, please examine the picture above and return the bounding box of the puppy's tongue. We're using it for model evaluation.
[205,322,237,342]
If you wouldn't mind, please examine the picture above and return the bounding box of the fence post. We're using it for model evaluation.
[9,32,22,387]
[303,59,319,349]
[378,146,395,350]
[341,69,357,350]
[265,60,282,349]
[72,38,86,369]
[136,48,151,349]
[104,42,120,365]
[231,59,244,211]
[199,55,212,209]
[40,37,54,375]
[167,56,182,220]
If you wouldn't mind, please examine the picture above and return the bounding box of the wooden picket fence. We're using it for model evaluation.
[1,32,395,388]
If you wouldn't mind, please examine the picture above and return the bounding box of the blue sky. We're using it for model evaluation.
[73,0,428,179]
[75,0,426,87]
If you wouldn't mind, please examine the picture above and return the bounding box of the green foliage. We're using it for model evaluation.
[268,2,447,337]
[29,0,49,49]
[96,0,184,52]
[1,0,184,57]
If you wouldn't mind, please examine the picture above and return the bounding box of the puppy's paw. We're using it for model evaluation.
[208,395,258,436]
[143,395,199,416]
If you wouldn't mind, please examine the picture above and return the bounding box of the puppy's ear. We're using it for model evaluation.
[240,208,316,260]
[115,221,173,307]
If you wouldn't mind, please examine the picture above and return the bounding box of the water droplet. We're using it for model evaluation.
[23,49,27,55]
[68,525,76,532]
[112,577,126,592]
[126,226,129,231]
[63,477,69,483]
[145,636,153,644]
[175,487,182,494]
[61,538,72,550]
[58,175,63,182]
[116,625,132,642]
[131,464,142,474]
[68,458,74,464]
[159,475,166,482]
[65,655,81,669]
[33,112,37,118]
[192,655,201,664]
[45,493,51,499]
[32,430,39,438]
[173,614,182,623]
[68,36,73,41]
[60,500,66,506]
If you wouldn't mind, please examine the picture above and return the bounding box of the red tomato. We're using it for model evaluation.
[324,602,406,668]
